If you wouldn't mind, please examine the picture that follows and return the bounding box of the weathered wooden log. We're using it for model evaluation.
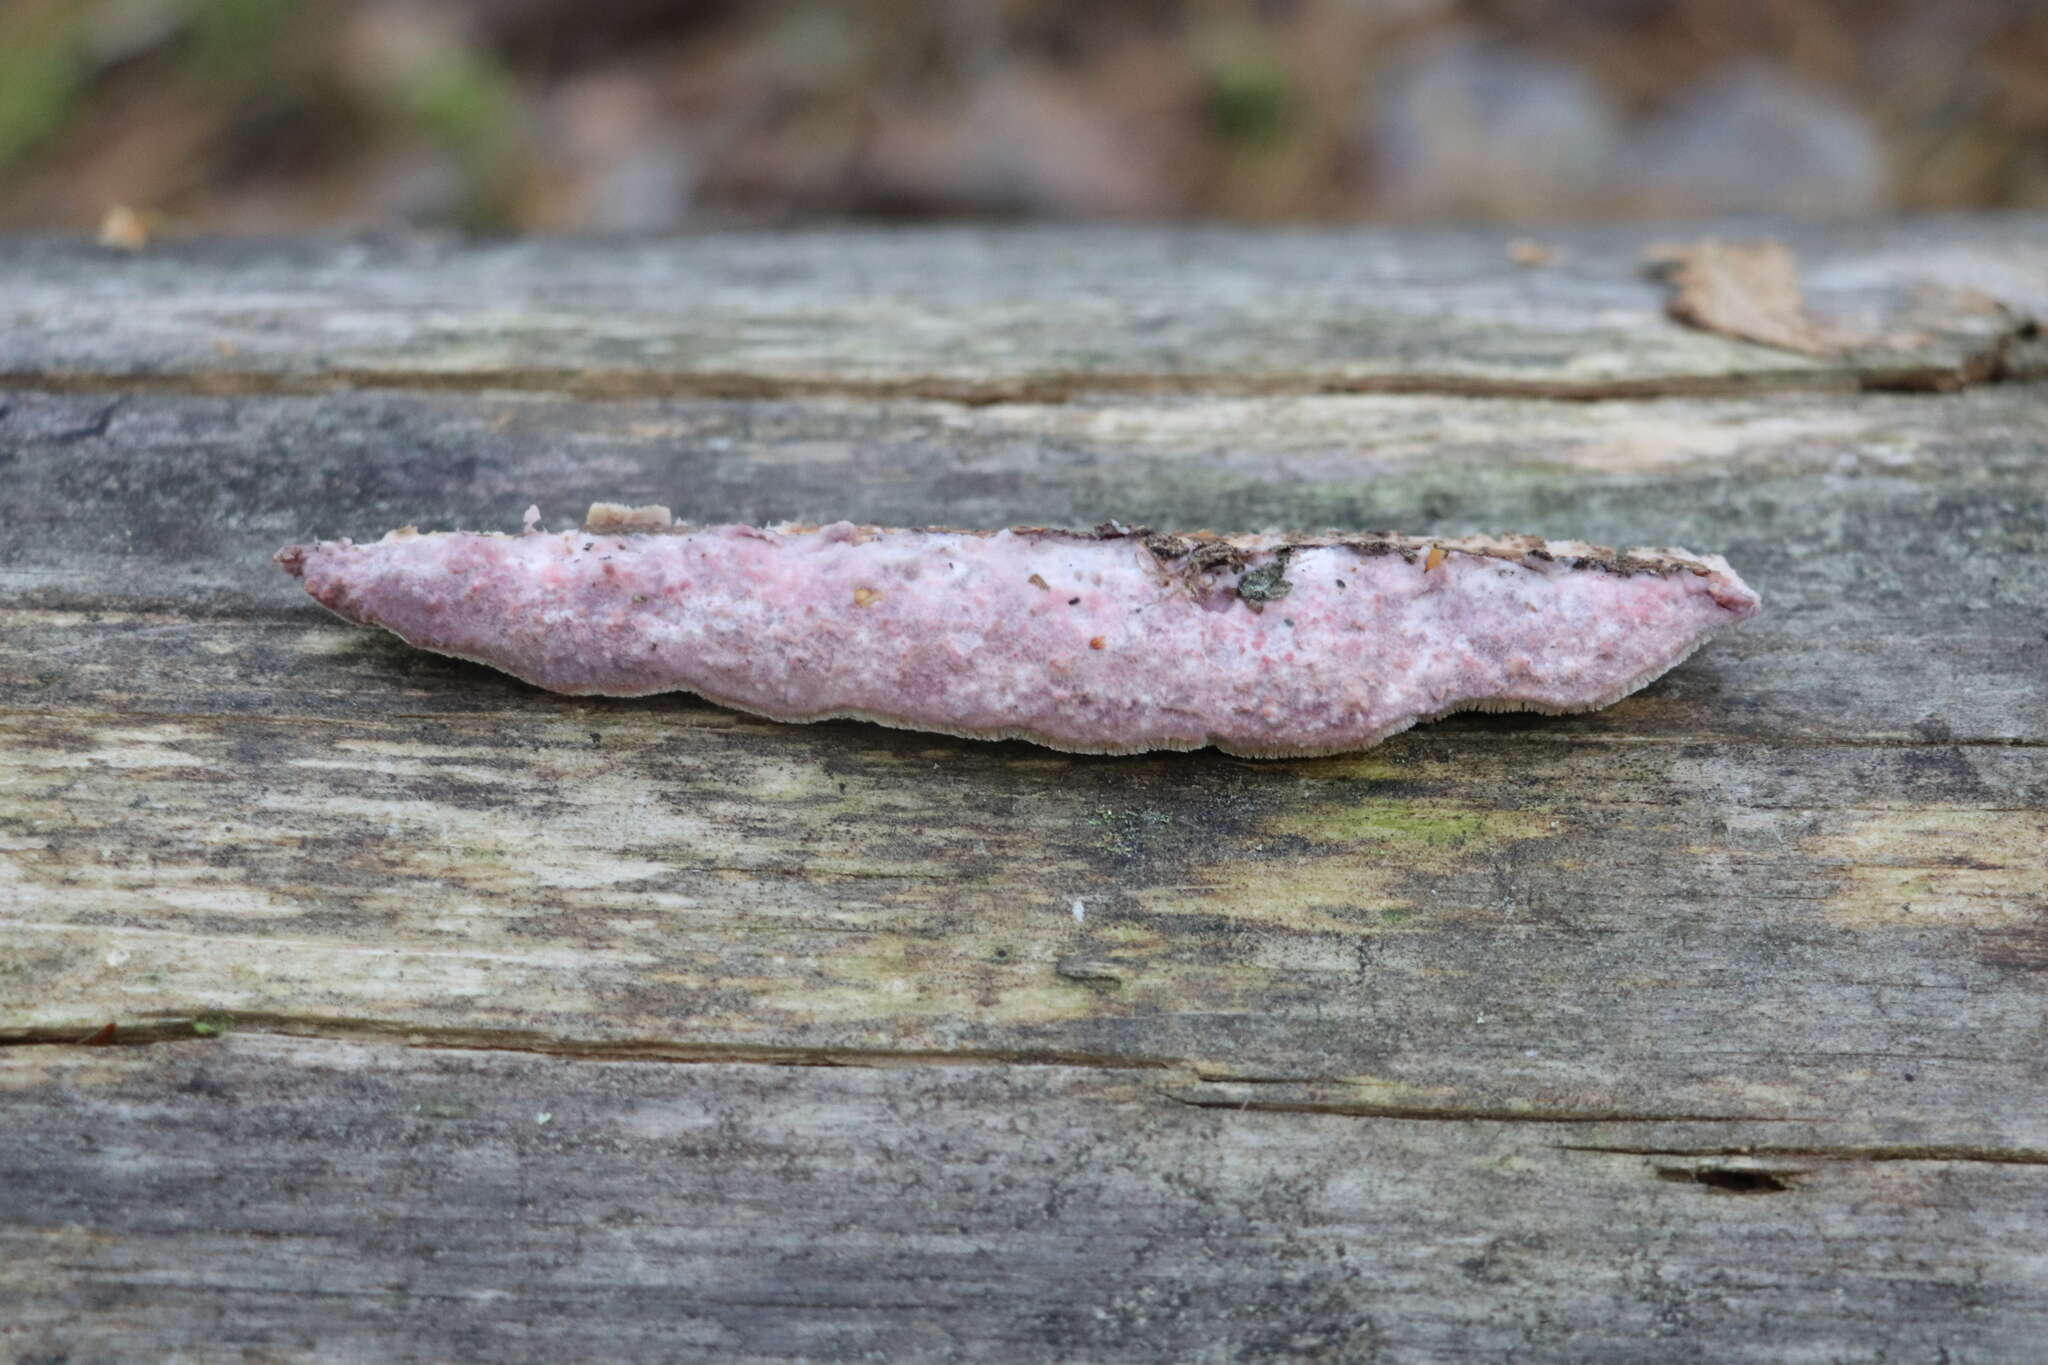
[3,220,2045,1361]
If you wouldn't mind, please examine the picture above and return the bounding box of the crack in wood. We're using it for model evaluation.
[1562,1143,2048,1167]
[10,1019,2048,1170]
[0,353,2035,406]
[1,1017,1793,1128]
[1653,1166,1806,1193]
[1163,1093,1803,1125]
[0,1014,1186,1073]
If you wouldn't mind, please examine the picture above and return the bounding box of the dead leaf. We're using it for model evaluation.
[1884,283,2025,350]
[81,1021,117,1046]
[1646,239,1864,357]
[96,205,150,252]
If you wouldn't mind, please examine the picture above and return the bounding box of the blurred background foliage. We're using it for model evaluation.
[1,0,2045,232]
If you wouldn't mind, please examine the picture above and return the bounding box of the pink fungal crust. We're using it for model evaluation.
[277,510,1760,757]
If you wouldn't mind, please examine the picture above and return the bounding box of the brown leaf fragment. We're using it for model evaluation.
[1089,636,1106,650]
[852,587,882,608]
[1028,573,1050,590]
[1507,239,1555,267]
[1646,239,1864,357]
[96,205,149,251]
[584,502,674,534]
[81,1022,117,1046]
[1425,544,1447,573]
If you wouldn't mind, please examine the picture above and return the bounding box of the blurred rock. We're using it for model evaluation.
[539,73,691,232]
[363,148,469,225]
[580,138,691,232]
[1615,63,1891,217]
[860,69,1183,219]
[1367,34,1621,220]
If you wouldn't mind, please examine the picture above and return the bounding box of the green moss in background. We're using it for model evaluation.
[183,0,297,81]
[0,12,85,175]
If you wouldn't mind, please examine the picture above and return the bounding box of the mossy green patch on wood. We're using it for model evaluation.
[754,926,1108,1030]
[1286,754,1417,784]
[1154,797,1559,929]
[1264,800,1546,853]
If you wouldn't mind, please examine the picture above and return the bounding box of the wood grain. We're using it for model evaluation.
[6,1036,2045,1365]
[3,221,2046,1361]
[0,218,2041,400]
